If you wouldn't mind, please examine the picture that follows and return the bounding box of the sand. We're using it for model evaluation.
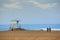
[0,30,60,40]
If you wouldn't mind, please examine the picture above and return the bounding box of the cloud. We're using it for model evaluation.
[11,0,17,2]
[0,0,23,11]
[28,0,57,9]
[0,0,57,11]
[10,0,20,3]
[3,2,22,9]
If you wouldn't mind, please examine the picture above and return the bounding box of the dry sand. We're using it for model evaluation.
[0,30,60,40]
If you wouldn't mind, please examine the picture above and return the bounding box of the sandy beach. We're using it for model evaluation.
[0,30,60,40]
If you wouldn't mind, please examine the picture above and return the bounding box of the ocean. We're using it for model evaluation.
[0,24,60,31]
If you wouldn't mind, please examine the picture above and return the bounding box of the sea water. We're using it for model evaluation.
[0,24,60,31]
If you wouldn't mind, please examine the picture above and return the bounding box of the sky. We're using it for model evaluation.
[0,0,60,25]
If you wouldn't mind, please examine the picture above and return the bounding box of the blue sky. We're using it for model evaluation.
[0,0,60,25]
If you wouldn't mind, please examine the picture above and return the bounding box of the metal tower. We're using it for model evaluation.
[10,20,19,30]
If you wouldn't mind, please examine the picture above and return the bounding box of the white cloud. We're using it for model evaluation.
[11,0,19,2]
[28,0,57,9]
[4,2,22,9]
[11,0,17,2]
[0,0,57,11]
[0,0,23,11]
